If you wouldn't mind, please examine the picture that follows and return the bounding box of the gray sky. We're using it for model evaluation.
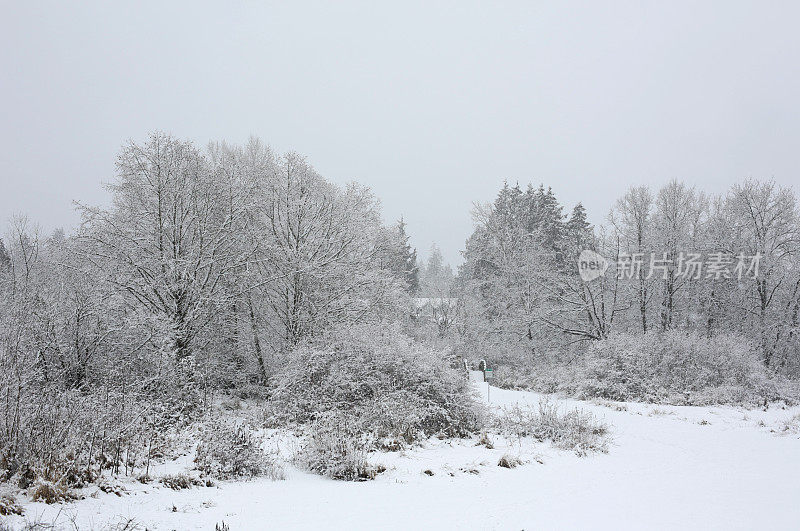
[2,1,799,266]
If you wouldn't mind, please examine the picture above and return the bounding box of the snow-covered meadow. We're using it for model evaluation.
[7,374,800,531]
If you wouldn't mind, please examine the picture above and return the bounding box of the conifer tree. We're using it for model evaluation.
[565,202,594,256]
[395,218,419,294]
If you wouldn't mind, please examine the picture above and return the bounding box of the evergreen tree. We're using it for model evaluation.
[458,180,588,348]
[536,185,566,253]
[493,181,512,215]
[565,202,594,256]
[395,218,419,294]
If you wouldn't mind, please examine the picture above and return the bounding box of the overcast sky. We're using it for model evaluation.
[2,1,799,266]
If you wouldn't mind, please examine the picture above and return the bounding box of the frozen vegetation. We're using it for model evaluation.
[2,375,800,530]
[2,133,800,529]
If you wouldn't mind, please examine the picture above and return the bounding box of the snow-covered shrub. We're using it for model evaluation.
[271,323,484,444]
[0,348,206,495]
[497,454,524,468]
[576,331,775,405]
[493,362,578,394]
[194,419,283,480]
[0,494,24,516]
[295,411,384,481]
[30,480,76,504]
[780,413,800,435]
[496,400,610,456]
[96,477,130,496]
[159,472,202,490]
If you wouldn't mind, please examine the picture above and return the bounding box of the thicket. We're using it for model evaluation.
[270,323,484,445]
[574,331,782,405]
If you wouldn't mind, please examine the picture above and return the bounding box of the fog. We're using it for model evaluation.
[2,1,799,265]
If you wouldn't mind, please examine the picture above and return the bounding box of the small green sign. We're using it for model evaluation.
[484,369,493,378]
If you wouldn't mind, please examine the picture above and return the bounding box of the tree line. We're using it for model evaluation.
[454,179,800,376]
[2,132,798,483]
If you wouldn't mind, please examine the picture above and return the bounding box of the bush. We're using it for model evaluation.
[496,400,610,456]
[295,412,384,481]
[780,413,800,435]
[159,472,202,490]
[96,477,128,496]
[493,362,577,394]
[194,419,283,480]
[497,454,524,468]
[0,494,24,516]
[0,363,204,493]
[31,481,75,504]
[270,323,484,445]
[575,331,776,405]
[477,431,494,448]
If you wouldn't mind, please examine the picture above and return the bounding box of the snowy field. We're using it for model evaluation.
[7,374,800,531]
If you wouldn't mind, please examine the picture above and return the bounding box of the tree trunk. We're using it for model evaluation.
[247,295,268,382]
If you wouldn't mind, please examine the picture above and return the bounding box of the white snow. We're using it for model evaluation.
[8,375,800,530]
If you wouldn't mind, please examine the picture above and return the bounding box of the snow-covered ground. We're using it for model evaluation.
[7,374,800,530]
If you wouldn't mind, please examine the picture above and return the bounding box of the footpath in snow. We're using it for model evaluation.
[8,374,800,530]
